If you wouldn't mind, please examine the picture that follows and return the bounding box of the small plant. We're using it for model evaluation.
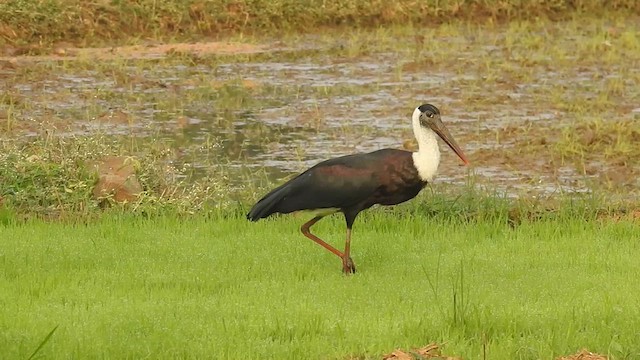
[422,257,472,329]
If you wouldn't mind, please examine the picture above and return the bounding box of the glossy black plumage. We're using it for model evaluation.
[247,149,425,223]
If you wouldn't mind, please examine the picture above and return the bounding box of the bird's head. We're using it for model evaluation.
[414,103,470,165]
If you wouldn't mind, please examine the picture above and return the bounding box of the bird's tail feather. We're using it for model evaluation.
[246,184,289,221]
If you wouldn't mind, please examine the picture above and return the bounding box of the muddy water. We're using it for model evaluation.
[3,21,639,197]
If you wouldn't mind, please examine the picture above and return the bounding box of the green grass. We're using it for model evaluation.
[1,206,639,359]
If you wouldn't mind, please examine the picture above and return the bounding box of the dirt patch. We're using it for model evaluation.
[383,343,461,360]
[597,207,640,223]
[0,41,268,63]
[556,349,608,360]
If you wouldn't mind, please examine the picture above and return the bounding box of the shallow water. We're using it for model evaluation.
[3,19,639,197]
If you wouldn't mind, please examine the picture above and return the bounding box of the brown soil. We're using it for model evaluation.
[556,349,608,360]
[382,343,461,360]
[597,208,640,223]
[377,345,610,360]
[0,41,267,63]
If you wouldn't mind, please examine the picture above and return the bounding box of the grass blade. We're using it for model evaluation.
[27,325,59,360]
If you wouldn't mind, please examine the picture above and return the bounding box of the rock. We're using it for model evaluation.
[92,156,142,203]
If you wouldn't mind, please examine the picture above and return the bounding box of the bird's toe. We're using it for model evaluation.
[342,257,356,274]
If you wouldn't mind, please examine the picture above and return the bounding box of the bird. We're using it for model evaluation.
[246,104,469,274]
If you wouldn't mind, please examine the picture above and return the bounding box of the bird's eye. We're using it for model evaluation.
[427,113,434,118]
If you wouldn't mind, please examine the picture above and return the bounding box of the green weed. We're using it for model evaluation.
[556,119,640,161]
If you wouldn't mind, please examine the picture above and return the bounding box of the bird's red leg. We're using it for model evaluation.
[301,216,344,258]
[342,228,356,274]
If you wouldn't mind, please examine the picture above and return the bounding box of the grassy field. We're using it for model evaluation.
[1,205,639,359]
[1,0,638,48]
[2,2,640,359]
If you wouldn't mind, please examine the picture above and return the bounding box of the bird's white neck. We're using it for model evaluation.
[410,107,441,182]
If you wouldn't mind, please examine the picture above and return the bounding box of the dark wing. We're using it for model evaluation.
[246,152,391,221]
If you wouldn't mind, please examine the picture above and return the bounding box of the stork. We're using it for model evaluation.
[247,104,469,274]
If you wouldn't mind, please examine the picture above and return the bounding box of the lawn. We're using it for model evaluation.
[1,208,639,359]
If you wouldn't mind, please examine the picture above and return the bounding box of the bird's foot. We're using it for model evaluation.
[342,257,356,274]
